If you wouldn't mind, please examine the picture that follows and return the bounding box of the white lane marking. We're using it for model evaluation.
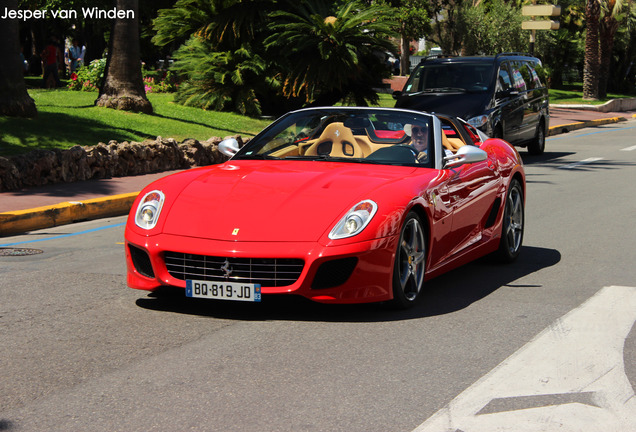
[412,286,636,432]
[621,145,636,152]
[559,157,604,169]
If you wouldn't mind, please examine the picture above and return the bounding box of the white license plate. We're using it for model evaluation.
[185,280,261,302]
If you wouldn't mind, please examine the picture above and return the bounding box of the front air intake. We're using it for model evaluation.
[128,244,155,278]
[311,257,358,289]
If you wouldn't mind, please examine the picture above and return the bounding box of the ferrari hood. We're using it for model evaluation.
[161,160,417,242]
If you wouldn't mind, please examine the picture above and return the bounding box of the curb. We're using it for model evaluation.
[551,97,636,113]
[0,192,138,236]
[547,116,628,136]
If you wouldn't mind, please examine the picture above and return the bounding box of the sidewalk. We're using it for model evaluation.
[1,108,635,236]
[549,106,636,134]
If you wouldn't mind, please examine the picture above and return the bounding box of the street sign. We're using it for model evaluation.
[522,5,562,16]
[522,20,560,30]
[522,3,561,54]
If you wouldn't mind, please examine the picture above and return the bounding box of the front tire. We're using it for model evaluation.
[527,121,546,155]
[496,179,524,262]
[391,212,426,308]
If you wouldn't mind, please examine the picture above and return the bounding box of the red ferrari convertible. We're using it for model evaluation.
[125,107,525,308]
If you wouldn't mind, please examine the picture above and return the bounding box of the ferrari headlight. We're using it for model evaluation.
[135,190,165,230]
[467,115,489,129]
[329,200,377,240]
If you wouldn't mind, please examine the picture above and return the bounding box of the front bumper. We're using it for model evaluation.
[125,230,399,304]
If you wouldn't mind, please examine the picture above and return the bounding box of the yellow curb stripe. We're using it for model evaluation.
[0,192,139,236]
[548,116,627,136]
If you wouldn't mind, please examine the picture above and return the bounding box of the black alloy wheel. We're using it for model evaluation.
[391,211,426,308]
[496,179,524,262]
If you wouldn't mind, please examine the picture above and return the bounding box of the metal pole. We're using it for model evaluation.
[529,29,536,55]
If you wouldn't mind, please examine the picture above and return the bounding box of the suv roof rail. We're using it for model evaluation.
[495,52,534,59]
[418,54,457,64]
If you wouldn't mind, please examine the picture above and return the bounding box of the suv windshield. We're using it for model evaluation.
[403,62,495,94]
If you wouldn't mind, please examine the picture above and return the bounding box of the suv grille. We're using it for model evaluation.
[164,252,304,287]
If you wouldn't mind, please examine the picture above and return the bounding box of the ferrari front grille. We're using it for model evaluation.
[164,252,304,287]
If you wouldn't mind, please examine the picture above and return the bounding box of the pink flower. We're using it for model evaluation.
[70,72,78,81]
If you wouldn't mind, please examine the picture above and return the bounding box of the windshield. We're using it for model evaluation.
[403,62,495,94]
[235,108,436,168]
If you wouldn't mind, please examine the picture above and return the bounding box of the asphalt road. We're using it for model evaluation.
[1,121,635,431]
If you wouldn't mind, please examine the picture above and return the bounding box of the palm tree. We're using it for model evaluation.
[265,1,396,106]
[583,0,601,100]
[598,0,626,98]
[96,0,152,113]
[172,37,267,115]
[0,0,37,118]
[153,0,279,114]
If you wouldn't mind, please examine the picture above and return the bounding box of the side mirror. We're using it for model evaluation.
[444,145,488,169]
[218,138,240,158]
[496,89,519,99]
[392,90,402,100]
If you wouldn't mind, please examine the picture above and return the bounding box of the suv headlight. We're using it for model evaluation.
[135,190,165,230]
[467,115,489,129]
[329,200,377,240]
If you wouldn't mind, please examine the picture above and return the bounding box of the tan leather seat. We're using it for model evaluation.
[441,133,465,153]
[305,122,362,158]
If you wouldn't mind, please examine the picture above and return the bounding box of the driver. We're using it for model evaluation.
[406,122,454,162]
[406,123,429,162]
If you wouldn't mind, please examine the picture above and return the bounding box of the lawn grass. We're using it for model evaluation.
[549,90,634,105]
[372,92,397,108]
[0,89,273,157]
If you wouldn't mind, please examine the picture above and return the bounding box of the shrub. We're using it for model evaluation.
[142,71,179,93]
[68,58,107,92]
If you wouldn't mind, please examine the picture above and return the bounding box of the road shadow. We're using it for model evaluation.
[135,245,561,323]
[520,151,575,166]
[0,420,14,431]
[3,176,125,199]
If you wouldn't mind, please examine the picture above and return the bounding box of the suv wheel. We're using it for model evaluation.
[527,121,545,155]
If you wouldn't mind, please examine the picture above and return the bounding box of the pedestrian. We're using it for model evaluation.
[67,39,83,73]
[41,36,61,88]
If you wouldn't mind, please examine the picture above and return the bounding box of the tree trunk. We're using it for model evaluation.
[0,0,37,118]
[598,16,618,99]
[95,0,152,113]
[582,0,601,100]
[400,36,410,76]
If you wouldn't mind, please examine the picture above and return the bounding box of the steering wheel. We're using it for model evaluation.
[394,145,420,157]
[397,144,427,162]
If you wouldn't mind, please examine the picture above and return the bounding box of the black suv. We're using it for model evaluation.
[393,53,549,154]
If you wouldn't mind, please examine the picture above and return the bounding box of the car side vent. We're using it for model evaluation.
[311,257,358,290]
[128,244,155,278]
[485,197,502,229]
